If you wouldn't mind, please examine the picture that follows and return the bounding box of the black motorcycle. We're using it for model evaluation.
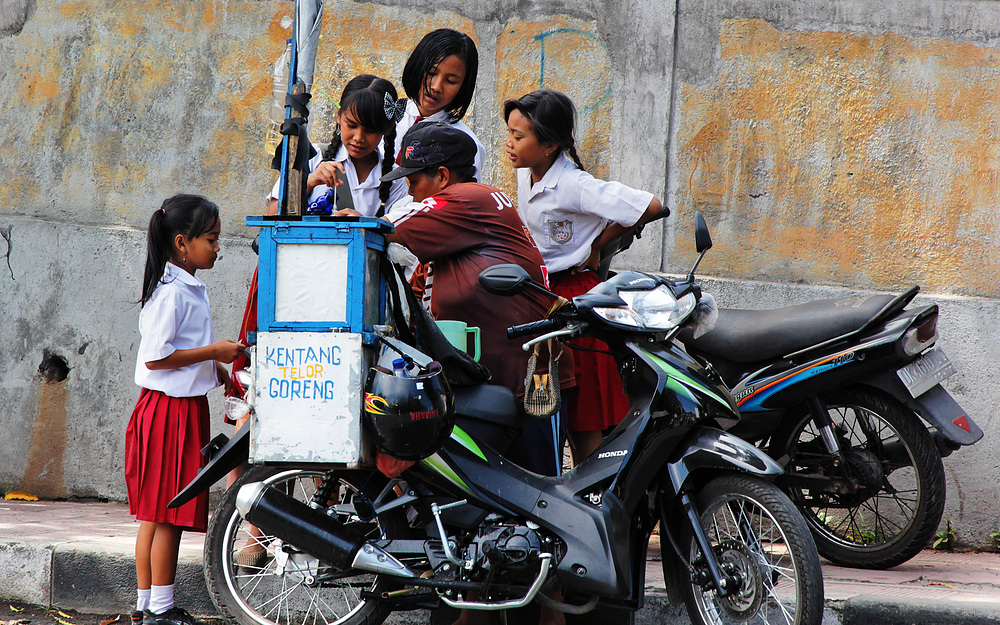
[677,284,983,569]
[172,213,823,625]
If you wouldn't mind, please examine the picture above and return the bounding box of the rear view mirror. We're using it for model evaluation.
[695,212,713,254]
[478,264,533,296]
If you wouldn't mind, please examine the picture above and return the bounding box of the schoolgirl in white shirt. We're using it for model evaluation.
[126,194,245,625]
[504,89,666,464]
[266,74,409,217]
[392,29,487,183]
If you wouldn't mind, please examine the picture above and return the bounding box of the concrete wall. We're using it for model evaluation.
[1,0,997,546]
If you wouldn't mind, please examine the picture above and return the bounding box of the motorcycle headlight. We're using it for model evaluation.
[594,285,697,330]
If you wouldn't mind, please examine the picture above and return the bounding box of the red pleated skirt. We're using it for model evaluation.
[124,388,210,532]
[551,270,630,432]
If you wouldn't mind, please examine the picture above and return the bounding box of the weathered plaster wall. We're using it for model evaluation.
[668,2,1000,300]
[1,0,998,545]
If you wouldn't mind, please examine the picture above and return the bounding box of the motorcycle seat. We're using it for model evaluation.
[453,384,523,454]
[679,293,894,363]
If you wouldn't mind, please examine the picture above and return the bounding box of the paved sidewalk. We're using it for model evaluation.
[2,499,999,624]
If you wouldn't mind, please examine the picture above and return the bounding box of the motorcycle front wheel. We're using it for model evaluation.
[771,388,946,569]
[204,464,403,625]
[683,474,824,625]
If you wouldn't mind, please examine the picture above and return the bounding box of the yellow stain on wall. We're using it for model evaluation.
[493,17,613,199]
[677,18,1000,297]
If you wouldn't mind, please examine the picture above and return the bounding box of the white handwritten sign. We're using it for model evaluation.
[251,332,369,464]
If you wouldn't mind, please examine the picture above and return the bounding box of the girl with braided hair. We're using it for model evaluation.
[266,74,409,216]
[503,89,666,465]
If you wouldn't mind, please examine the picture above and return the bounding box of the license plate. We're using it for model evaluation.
[896,347,956,398]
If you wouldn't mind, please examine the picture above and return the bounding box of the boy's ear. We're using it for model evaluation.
[435,166,451,189]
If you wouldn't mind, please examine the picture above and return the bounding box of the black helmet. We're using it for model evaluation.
[363,360,455,460]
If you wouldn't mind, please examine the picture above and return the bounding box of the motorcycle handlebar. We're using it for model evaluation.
[506,318,561,339]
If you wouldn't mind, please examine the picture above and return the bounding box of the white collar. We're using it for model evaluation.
[334,145,384,189]
[405,98,453,122]
[529,152,574,196]
[163,261,205,288]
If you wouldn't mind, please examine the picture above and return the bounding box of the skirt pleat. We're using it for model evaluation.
[125,388,210,532]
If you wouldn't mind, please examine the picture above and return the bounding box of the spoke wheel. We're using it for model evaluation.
[684,474,823,625]
[204,465,402,625]
[771,388,946,569]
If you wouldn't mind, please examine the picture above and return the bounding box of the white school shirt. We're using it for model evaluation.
[393,100,487,182]
[265,143,408,217]
[135,262,220,397]
[516,152,654,273]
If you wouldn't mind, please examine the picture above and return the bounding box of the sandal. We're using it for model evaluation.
[235,548,270,572]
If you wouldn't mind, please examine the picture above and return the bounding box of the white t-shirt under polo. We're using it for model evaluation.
[516,153,653,273]
[135,262,220,397]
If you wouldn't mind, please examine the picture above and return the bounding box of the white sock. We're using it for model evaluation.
[137,588,151,612]
[149,584,174,615]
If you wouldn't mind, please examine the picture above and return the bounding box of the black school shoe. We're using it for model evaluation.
[130,610,144,625]
[143,607,202,625]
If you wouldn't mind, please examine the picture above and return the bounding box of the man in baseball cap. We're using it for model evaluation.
[338,119,573,479]
[381,121,478,184]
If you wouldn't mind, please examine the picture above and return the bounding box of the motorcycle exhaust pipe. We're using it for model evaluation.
[235,482,416,578]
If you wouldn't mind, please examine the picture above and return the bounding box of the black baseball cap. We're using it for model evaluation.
[381,121,477,182]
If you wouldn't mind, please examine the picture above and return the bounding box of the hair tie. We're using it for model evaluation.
[384,93,407,123]
[161,208,166,215]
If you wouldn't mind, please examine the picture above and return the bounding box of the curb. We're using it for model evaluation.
[842,596,1000,625]
[51,549,215,616]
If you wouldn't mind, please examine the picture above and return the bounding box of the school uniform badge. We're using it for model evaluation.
[548,220,573,244]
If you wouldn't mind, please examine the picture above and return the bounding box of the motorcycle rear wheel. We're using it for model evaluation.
[204,465,402,625]
[683,474,824,625]
[771,388,946,569]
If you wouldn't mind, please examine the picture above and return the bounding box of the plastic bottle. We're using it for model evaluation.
[264,38,293,155]
[306,188,336,215]
[392,358,411,378]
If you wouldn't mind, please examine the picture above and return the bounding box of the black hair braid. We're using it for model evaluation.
[377,130,396,214]
[565,142,586,172]
[322,128,343,162]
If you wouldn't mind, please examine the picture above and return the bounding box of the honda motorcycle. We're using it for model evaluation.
[676,283,983,569]
[171,213,823,625]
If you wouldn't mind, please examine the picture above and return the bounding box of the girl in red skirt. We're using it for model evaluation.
[126,194,244,625]
[504,90,666,465]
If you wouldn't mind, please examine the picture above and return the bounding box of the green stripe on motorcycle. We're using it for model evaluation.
[643,350,732,410]
[450,425,487,462]
[420,454,471,492]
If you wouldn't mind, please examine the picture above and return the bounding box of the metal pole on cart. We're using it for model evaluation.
[275,0,324,216]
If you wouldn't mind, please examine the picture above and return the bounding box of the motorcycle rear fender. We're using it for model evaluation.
[866,372,984,451]
[168,426,250,508]
[664,427,782,494]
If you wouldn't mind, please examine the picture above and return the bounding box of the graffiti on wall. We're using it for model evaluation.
[677,18,1000,297]
[494,18,612,195]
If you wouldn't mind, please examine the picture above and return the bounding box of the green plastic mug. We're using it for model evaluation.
[435,320,481,362]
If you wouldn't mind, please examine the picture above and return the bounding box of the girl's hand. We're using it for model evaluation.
[334,208,363,217]
[307,161,346,192]
[572,243,602,275]
[216,362,233,394]
[213,340,246,364]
